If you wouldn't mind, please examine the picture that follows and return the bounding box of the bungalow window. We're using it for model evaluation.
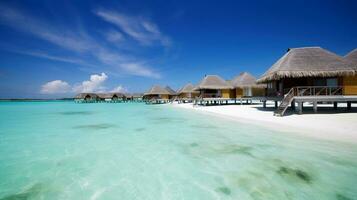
[326,78,338,87]
[313,79,325,86]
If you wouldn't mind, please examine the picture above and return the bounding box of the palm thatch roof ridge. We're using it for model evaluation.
[144,85,171,95]
[165,86,177,95]
[257,47,356,83]
[177,83,199,94]
[231,72,265,88]
[195,75,233,90]
[344,48,357,66]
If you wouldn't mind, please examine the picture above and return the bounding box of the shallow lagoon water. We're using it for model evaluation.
[0,101,357,200]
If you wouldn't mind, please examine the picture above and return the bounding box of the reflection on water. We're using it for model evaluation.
[73,123,115,130]
[58,111,94,115]
[0,183,44,200]
[277,166,312,183]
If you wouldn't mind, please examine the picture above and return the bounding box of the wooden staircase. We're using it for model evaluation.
[273,86,343,116]
[274,88,295,117]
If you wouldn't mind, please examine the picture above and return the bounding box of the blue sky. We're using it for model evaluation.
[0,0,356,98]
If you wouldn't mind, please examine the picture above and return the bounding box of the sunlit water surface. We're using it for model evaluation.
[0,101,356,200]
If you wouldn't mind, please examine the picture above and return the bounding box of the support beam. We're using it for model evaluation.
[263,101,266,108]
[291,100,295,111]
[298,102,303,114]
[334,102,338,110]
[313,102,317,113]
[275,101,278,108]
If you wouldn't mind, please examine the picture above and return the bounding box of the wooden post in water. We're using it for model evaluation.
[313,102,317,113]
[347,101,352,110]
[298,102,303,114]
[334,102,338,110]
[291,100,295,111]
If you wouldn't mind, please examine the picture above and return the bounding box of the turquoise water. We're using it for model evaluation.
[0,101,357,200]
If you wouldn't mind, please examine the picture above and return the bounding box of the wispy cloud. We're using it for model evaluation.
[119,62,160,78]
[95,9,171,47]
[16,50,96,67]
[105,30,124,42]
[0,6,93,53]
[0,5,164,79]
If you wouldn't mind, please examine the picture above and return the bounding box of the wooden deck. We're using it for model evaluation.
[194,97,254,106]
[145,99,170,104]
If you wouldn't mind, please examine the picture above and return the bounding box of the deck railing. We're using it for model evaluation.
[292,86,343,96]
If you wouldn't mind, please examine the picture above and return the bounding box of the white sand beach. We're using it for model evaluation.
[171,102,357,142]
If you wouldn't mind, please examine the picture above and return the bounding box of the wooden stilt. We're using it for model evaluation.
[298,102,302,114]
[347,102,352,110]
[313,102,317,113]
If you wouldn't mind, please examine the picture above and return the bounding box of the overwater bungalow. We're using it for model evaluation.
[74,93,99,103]
[194,75,234,105]
[125,93,144,102]
[143,85,171,104]
[230,72,265,103]
[97,93,126,102]
[165,86,178,100]
[177,83,199,103]
[256,47,357,116]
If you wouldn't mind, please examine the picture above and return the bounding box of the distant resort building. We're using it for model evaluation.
[230,72,265,98]
[74,93,99,102]
[97,93,126,102]
[257,47,357,116]
[177,83,199,103]
[125,93,144,101]
[74,92,130,103]
[195,75,234,98]
[143,85,172,104]
[165,86,178,100]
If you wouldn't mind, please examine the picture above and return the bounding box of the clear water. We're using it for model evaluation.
[0,101,356,200]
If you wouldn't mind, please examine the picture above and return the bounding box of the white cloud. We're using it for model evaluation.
[40,80,71,94]
[40,73,131,95]
[110,85,127,93]
[95,9,171,47]
[73,73,108,93]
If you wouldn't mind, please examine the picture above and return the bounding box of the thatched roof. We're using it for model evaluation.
[195,75,233,90]
[231,72,266,88]
[257,47,356,83]
[144,85,171,95]
[74,93,98,99]
[177,83,199,94]
[344,48,357,66]
[165,86,177,95]
[97,93,125,99]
